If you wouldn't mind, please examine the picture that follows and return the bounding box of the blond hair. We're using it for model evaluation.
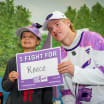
[61,19,75,32]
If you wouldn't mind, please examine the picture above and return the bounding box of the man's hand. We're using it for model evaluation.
[58,61,74,76]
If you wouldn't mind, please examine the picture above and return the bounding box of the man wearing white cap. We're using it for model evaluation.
[42,11,104,104]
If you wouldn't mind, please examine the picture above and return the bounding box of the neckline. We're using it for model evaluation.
[64,32,84,51]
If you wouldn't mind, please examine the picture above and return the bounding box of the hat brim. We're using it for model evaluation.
[16,27,30,37]
[42,17,67,31]
[16,27,41,40]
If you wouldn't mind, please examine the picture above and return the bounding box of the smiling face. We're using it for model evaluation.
[48,19,70,42]
[21,32,40,52]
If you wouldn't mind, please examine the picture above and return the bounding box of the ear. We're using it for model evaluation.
[36,40,41,46]
[66,19,70,26]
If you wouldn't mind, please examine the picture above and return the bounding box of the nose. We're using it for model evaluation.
[25,36,30,39]
[52,27,57,34]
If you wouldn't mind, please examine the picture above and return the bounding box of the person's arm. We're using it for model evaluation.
[2,57,17,91]
[72,32,104,85]
[72,63,104,85]
[59,58,104,85]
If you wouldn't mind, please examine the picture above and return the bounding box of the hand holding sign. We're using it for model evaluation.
[9,71,18,82]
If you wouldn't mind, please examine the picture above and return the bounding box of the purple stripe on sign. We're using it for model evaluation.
[98,66,104,74]
[19,75,63,90]
[61,89,72,97]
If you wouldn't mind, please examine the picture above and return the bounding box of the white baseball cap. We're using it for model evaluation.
[42,11,67,30]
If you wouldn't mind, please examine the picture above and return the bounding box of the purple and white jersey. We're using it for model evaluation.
[61,29,104,104]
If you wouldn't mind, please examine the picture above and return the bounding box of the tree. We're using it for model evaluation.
[14,5,31,28]
[74,4,90,29]
[65,6,76,23]
[90,2,104,36]
[0,0,31,75]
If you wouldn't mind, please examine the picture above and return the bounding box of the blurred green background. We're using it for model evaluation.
[0,0,104,77]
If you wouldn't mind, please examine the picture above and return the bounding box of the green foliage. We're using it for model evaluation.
[52,39,61,48]
[90,2,104,36]
[65,6,76,23]
[65,2,104,37]
[36,35,47,50]
[15,5,31,27]
[74,4,90,29]
[0,0,31,77]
